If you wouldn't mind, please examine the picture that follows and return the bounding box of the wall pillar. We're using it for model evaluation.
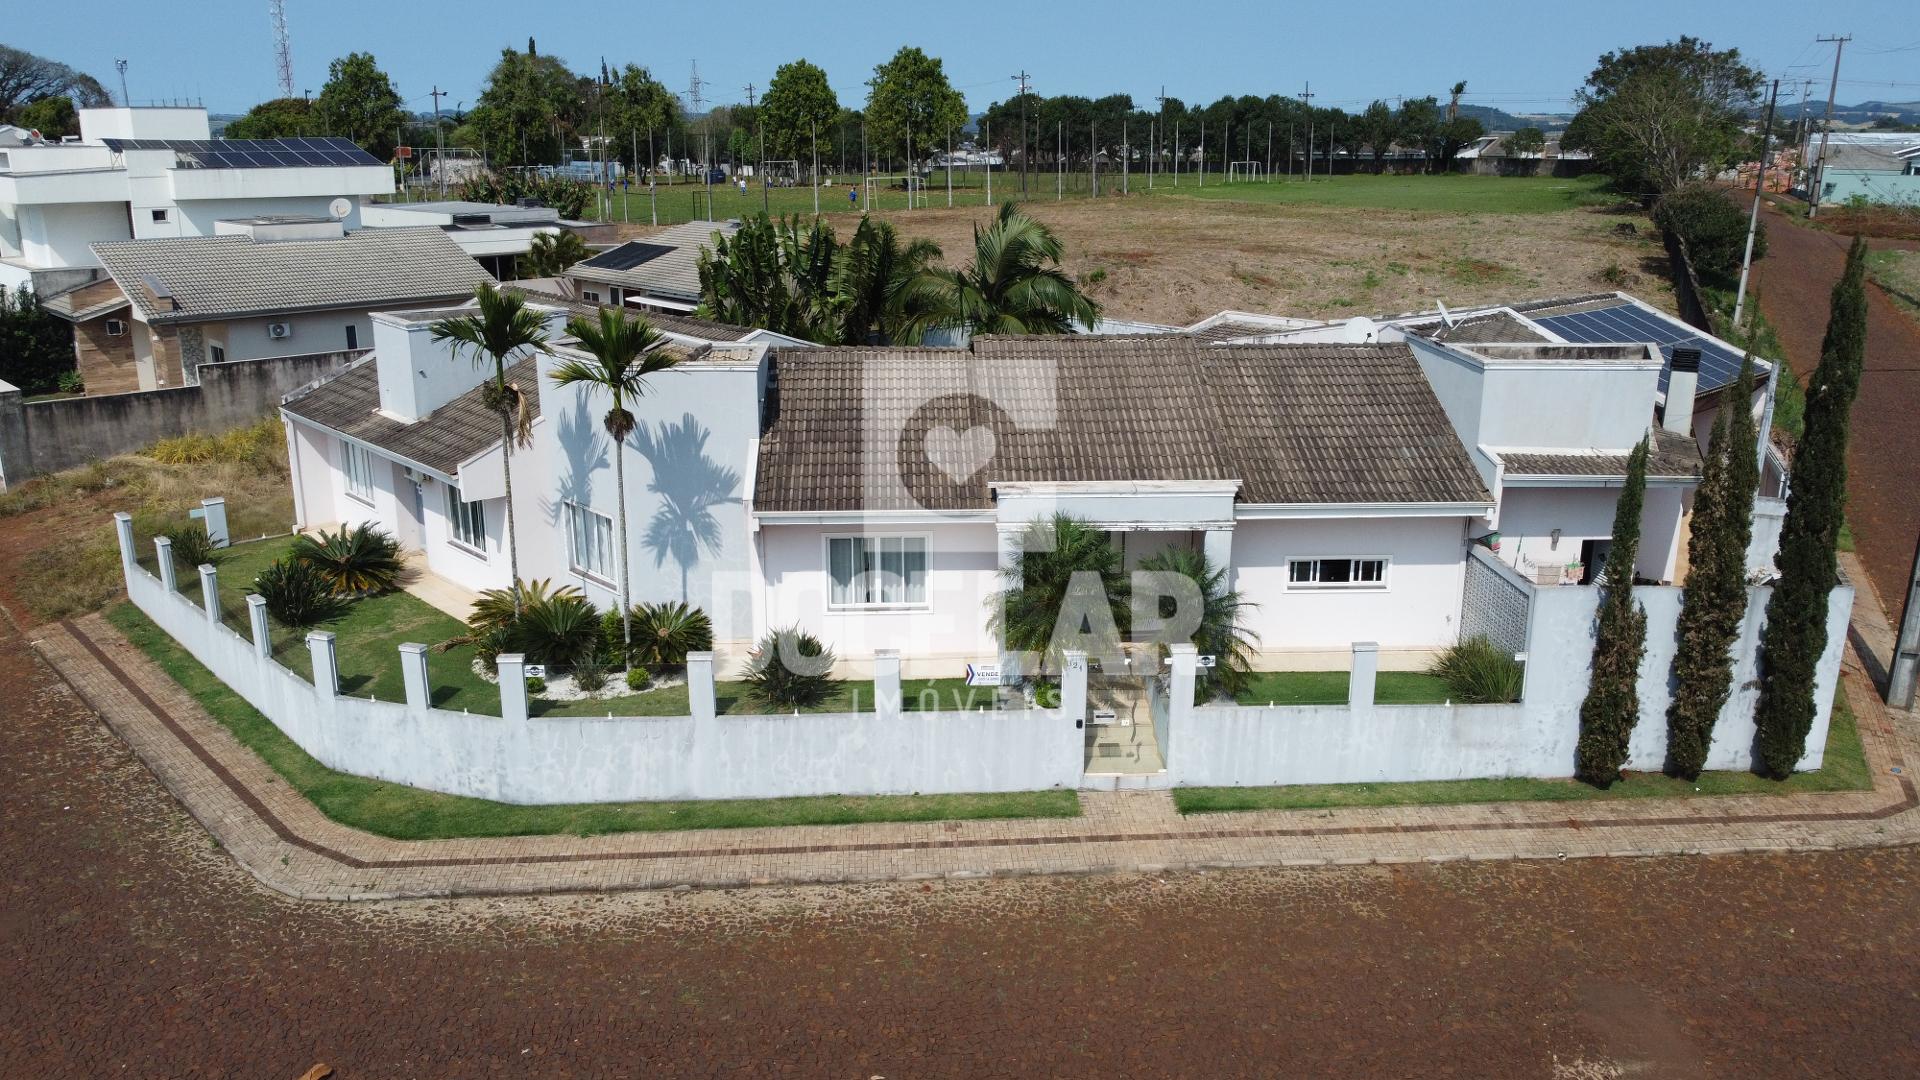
[246,594,271,658]
[873,649,903,719]
[197,563,219,622]
[199,496,229,548]
[114,511,136,575]
[496,653,529,722]
[153,536,177,592]
[1061,650,1088,721]
[308,631,338,697]
[1167,643,1196,764]
[1349,641,1379,712]
[1202,525,1233,574]
[399,643,430,710]
[685,651,717,722]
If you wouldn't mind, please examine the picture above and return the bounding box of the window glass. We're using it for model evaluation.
[445,487,485,550]
[342,441,374,502]
[827,536,928,608]
[567,502,614,579]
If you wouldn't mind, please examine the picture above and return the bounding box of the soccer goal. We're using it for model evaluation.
[1227,160,1265,183]
[864,175,928,210]
[762,159,802,187]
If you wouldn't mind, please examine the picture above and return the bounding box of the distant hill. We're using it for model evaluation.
[1457,104,1571,133]
[1773,99,1920,124]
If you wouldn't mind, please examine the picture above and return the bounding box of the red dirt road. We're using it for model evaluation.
[4,613,1920,1076]
[1753,207,1920,608]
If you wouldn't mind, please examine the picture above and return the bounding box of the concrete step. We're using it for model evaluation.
[1080,770,1172,791]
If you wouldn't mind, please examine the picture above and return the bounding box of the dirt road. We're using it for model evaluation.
[1754,206,1920,609]
[4,610,1918,1077]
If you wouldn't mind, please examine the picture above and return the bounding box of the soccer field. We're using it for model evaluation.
[1150,171,1617,214]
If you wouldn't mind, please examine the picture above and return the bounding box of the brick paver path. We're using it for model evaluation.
[32,606,1919,900]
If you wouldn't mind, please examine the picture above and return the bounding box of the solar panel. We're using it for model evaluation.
[103,135,381,168]
[585,242,675,271]
[1533,303,1754,395]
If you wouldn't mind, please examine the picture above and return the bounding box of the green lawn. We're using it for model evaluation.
[1175,698,1871,814]
[104,602,1080,839]
[1867,248,1920,321]
[1235,670,1457,706]
[1149,172,1618,214]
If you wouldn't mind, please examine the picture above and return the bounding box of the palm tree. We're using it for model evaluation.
[547,307,679,654]
[986,514,1127,684]
[1134,546,1259,701]
[896,202,1101,342]
[831,215,943,344]
[521,230,590,277]
[429,283,553,612]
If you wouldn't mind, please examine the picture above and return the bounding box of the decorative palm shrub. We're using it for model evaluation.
[741,626,837,709]
[293,523,402,596]
[161,526,220,572]
[254,557,345,628]
[625,601,715,669]
[987,514,1127,683]
[1133,547,1259,700]
[512,587,602,671]
[1428,636,1525,703]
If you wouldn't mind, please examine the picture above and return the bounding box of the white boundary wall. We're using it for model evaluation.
[1171,578,1852,787]
[118,515,1084,804]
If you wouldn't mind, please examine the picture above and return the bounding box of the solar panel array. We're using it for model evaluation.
[1531,302,1751,395]
[101,136,381,170]
[584,242,675,272]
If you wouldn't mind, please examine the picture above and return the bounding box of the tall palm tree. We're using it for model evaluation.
[547,308,678,653]
[1134,546,1259,701]
[896,202,1101,342]
[831,215,943,345]
[429,283,553,612]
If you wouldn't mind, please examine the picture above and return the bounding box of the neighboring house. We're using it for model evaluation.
[504,279,819,348]
[77,222,490,394]
[1803,132,1920,206]
[564,219,740,313]
[0,106,391,297]
[358,200,615,279]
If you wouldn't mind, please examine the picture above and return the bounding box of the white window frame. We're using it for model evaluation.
[149,208,169,223]
[341,440,376,505]
[445,486,486,556]
[825,534,932,611]
[565,500,616,583]
[1285,555,1391,592]
[207,342,225,364]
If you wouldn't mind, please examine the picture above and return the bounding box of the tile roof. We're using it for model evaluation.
[281,356,539,477]
[754,336,1491,513]
[92,227,492,325]
[40,279,130,322]
[1498,428,1703,479]
[565,220,739,302]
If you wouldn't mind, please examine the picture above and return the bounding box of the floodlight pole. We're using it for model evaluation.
[1198,122,1204,187]
[812,120,820,217]
[1123,118,1129,195]
[1266,121,1273,181]
[948,129,954,207]
[1149,119,1155,191]
[1174,121,1180,186]
[1090,120,1097,197]
[1732,79,1779,327]
[1057,120,1063,200]
[985,121,992,205]
[1013,70,1031,197]
[1299,82,1315,184]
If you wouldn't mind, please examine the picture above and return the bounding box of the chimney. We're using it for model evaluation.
[1663,347,1701,436]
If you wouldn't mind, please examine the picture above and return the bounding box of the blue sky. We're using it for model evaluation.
[13,0,1919,116]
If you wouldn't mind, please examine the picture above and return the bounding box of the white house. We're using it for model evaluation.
[564,219,740,313]
[0,106,392,297]
[358,200,613,279]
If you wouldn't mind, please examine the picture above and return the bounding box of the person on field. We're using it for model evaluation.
[849,186,859,207]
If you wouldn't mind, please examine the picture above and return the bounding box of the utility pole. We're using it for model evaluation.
[1266,121,1272,181]
[1198,121,1204,187]
[1733,79,1779,327]
[746,82,767,214]
[1174,120,1181,186]
[1090,120,1097,197]
[1123,118,1129,195]
[1807,35,1850,220]
[1057,119,1063,200]
[813,120,820,216]
[1891,532,1920,709]
[429,86,447,197]
[1012,70,1031,196]
[1299,83,1315,183]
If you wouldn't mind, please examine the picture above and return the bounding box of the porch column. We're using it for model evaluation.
[308,631,339,698]
[246,595,271,658]
[1349,642,1379,712]
[496,653,529,722]
[399,643,431,710]
[197,564,219,623]
[873,650,903,719]
[1202,525,1233,573]
[153,536,177,592]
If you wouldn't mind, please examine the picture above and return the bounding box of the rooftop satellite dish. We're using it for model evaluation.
[1344,316,1379,342]
[327,198,352,221]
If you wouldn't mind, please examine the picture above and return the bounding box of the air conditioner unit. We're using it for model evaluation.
[267,322,292,340]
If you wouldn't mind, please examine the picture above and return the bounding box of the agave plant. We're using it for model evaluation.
[160,526,221,573]
[1428,636,1524,704]
[741,626,837,710]
[254,557,346,629]
[293,523,403,596]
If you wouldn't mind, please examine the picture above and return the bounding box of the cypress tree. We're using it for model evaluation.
[1664,357,1761,779]
[1754,236,1869,778]
[1576,437,1651,787]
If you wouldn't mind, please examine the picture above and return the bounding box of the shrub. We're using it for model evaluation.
[1428,636,1524,703]
[525,676,547,695]
[254,557,345,628]
[293,523,403,596]
[144,418,285,470]
[1599,261,1630,287]
[1653,184,1764,278]
[613,601,715,669]
[514,587,602,671]
[160,526,220,571]
[741,626,837,709]
[56,370,83,394]
[572,661,609,693]
[625,666,652,692]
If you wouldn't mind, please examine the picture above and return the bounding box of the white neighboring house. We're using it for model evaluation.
[76,222,492,395]
[358,200,612,280]
[0,106,392,297]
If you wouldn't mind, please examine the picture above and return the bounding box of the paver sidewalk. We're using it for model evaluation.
[30,609,1919,901]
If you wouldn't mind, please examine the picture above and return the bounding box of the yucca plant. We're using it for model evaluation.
[1428,635,1525,704]
[160,526,220,573]
[293,523,402,596]
[741,626,837,709]
[254,557,345,628]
